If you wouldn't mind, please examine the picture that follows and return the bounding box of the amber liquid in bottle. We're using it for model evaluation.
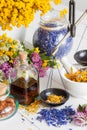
[10,77,39,105]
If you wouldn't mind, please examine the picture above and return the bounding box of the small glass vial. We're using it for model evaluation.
[33,9,73,59]
[10,52,39,105]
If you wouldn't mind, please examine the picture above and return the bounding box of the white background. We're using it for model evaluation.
[63,0,87,11]
[0,1,87,130]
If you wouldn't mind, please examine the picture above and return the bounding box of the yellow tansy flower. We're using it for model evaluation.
[9,60,13,63]
[0,36,2,40]
[42,62,47,67]
[2,33,7,39]
[11,44,16,49]
[60,8,68,18]
[60,10,64,18]
[35,47,40,53]
[0,52,3,57]
[0,42,5,47]
[42,60,49,67]
[3,80,8,85]
[7,38,13,43]
[54,63,60,68]
[63,8,68,15]
[0,0,64,30]
[53,0,62,4]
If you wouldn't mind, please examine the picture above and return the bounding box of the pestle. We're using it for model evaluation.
[60,56,77,73]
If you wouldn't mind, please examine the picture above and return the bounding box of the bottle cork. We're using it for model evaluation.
[19,51,28,64]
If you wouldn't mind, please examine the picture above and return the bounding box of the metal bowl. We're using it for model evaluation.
[74,50,87,66]
[39,88,69,106]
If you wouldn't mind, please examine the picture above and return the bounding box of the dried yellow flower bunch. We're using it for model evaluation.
[0,0,62,30]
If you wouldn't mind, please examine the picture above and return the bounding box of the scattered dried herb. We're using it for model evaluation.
[36,106,75,127]
[19,100,42,113]
[46,94,63,104]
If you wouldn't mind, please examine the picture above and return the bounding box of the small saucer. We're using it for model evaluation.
[39,88,69,106]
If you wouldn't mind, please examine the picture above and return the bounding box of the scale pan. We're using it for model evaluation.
[39,88,69,106]
[74,50,87,66]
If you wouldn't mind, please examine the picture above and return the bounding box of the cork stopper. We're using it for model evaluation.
[19,51,28,64]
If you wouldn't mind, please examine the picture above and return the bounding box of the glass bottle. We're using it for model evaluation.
[33,9,73,59]
[9,52,39,105]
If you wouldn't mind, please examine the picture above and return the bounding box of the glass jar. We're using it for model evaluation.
[0,71,18,120]
[33,9,73,59]
[9,63,39,105]
[0,81,9,101]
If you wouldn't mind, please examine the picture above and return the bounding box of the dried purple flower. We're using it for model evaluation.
[73,104,87,126]
[36,106,75,127]
[0,62,12,78]
[31,52,41,63]
[85,107,87,113]
[39,67,49,77]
